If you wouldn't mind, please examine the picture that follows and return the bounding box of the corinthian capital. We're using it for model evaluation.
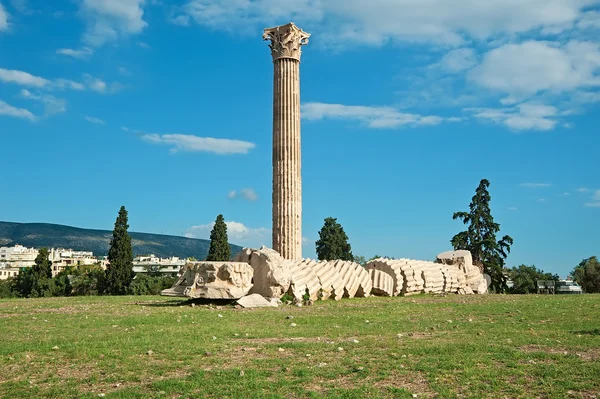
[263,22,310,62]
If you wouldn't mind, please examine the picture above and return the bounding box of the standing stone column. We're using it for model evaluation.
[263,22,310,260]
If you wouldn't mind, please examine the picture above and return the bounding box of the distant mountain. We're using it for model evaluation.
[0,221,243,260]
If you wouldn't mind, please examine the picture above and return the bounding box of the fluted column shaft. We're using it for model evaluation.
[263,22,310,260]
[272,58,302,259]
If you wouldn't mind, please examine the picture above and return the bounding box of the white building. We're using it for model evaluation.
[132,254,186,275]
[0,245,39,269]
[0,268,20,280]
[49,248,98,276]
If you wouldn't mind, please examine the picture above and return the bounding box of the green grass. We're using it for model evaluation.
[1,294,599,398]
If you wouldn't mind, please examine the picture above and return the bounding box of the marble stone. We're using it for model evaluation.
[263,22,310,260]
[161,262,253,299]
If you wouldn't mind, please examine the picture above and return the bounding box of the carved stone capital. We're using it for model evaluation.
[263,22,310,62]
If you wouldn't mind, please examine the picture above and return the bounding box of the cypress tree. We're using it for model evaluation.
[27,247,53,297]
[104,206,135,295]
[315,217,354,261]
[451,179,513,293]
[206,214,231,261]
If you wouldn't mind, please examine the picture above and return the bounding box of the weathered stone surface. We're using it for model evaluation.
[287,258,322,301]
[161,262,253,299]
[369,269,394,297]
[237,294,278,308]
[332,260,372,298]
[476,277,489,294]
[233,246,291,297]
[312,260,345,300]
[365,258,405,296]
[264,23,310,260]
[437,250,485,293]
[366,256,481,295]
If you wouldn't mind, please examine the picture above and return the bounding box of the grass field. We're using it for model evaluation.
[0,294,599,399]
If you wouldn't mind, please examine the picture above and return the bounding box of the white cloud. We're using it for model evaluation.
[0,68,121,94]
[0,2,8,31]
[85,115,105,124]
[169,14,190,26]
[88,78,107,93]
[438,48,477,73]
[228,188,258,201]
[585,190,600,208]
[576,187,591,193]
[0,99,36,121]
[302,102,450,128]
[0,68,50,87]
[465,102,559,131]
[81,0,148,47]
[176,0,594,47]
[577,10,600,30]
[141,133,256,155]
[469,40,600,97]
[56,47,94,59]
[20,89,66,116]
[137,41,151,49]
[508,207,518,211]
[53,78,86,91]
[185,220,269,247]
[538,198,547,202]
[520,183,552,188]
[118,67,132,76]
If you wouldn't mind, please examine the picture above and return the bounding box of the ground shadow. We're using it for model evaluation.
[134,298,237,308]
[572,329,600,336]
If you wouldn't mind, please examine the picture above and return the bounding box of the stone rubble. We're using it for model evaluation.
[162,248,488,300]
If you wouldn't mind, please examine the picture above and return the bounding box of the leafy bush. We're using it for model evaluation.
[128,274,177,295]
[0,278,16,298]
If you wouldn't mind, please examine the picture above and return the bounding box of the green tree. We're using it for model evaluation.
[315,217,354,261]
[104,206,135,295]
[0,278,15,298]
[206,214,231,261]
[451,179,514,293]
[71,263,105,296]
[13,268,34,298]
[27,248,54,297]
[509,265,558,294]
[571,256,600,293]
[51,270,73,297]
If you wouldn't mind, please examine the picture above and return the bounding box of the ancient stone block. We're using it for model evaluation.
[312,260,345,300]
[161,262,253,299]
[365,258,405,296]
[237,294,279,308]
[331,260,372,298]
[369,269,394,297]
[233,246,291,297]
[287,258,322,301]
[437,250,485,293]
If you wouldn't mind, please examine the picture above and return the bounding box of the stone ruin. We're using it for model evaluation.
[161,262,254,299]
[161,247,489,304]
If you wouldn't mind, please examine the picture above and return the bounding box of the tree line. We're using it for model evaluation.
[1,181,598,298]
[313,179,599,294]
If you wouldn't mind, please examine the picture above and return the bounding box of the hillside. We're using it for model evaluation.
[0,221,243,260]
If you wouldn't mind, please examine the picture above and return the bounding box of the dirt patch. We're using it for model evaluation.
[373,370,437,398]
[305,370,436,398]
[32,306,82,314]
[238,336,321,344]
[518,345,600,361]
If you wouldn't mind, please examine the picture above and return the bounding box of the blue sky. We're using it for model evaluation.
[1,0,599,278]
